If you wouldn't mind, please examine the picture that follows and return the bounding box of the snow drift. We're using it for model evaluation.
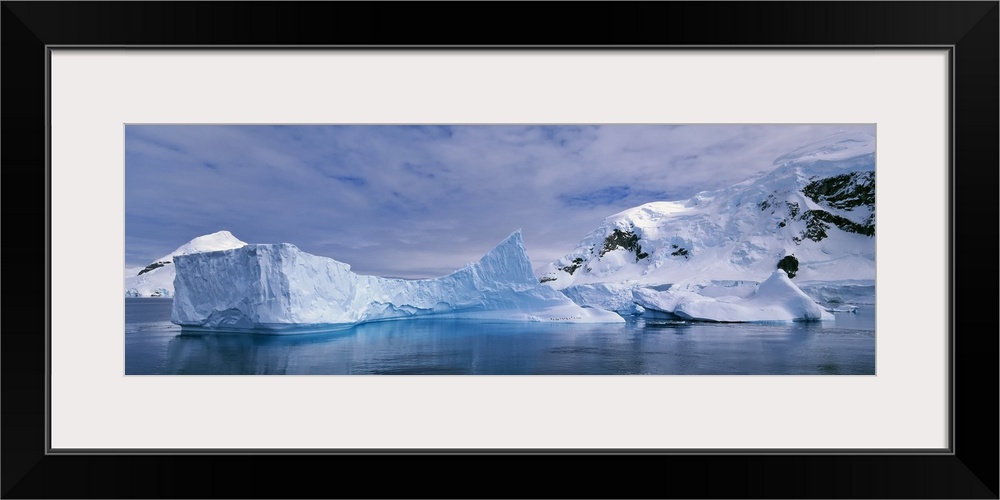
[171,230,624,333]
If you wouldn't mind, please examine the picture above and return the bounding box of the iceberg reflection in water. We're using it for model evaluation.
[166,320,632,375]
[126,298,875,375]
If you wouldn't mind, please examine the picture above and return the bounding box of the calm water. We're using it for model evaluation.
[125,298,875,375]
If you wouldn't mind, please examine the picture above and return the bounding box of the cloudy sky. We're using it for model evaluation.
[125,124,874,278]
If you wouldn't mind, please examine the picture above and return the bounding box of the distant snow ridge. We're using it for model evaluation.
[124,230,247,298]
[537,131,876,288]
[171,230,624,333]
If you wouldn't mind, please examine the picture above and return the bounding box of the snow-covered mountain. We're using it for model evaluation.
[537,132,876,289]
[171,230,623,332]
[125,230,247,297]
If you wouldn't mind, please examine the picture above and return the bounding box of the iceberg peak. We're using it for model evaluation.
[483,229,525,258]
[472,229,536,285]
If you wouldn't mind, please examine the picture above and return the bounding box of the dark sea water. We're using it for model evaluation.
[125,298,875,375]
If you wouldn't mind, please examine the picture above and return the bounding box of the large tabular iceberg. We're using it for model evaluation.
[171,230,624,333]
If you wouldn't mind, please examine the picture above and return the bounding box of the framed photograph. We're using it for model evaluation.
[122,122,879,377]
[4,2,996,498]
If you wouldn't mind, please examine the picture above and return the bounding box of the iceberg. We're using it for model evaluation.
[171,230,624,333]
[632,270,833,323]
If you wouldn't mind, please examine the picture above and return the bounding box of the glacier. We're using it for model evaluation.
[631,270,834,323]
[171,230,624,333]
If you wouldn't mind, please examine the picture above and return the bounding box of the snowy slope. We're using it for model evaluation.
[171,230,624,333]
[124,230,247,297]
[537,131,876,289]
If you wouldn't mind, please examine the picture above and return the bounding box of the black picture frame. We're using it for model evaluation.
[3,2,997,498]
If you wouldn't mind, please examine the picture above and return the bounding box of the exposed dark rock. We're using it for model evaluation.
[559,257,585,275]
[600,229,649,263]
[137,260,171,276]
[777,254,799,279]
[803,171,874,211]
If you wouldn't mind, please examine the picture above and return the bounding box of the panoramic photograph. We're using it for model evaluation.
[125,124,875,375]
